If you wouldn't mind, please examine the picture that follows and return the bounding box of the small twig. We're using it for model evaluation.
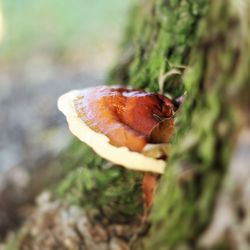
[158,64,187,94]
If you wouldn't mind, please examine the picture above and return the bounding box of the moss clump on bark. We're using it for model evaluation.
[109,0,207,96]
[144,1,250,249]
[110,0,249,249]
[56,139,143,220]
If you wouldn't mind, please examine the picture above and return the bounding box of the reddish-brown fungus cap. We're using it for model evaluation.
[58,86,175,173]
[74,86,175,152]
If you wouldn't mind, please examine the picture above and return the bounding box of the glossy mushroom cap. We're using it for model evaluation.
[58,86,175,174]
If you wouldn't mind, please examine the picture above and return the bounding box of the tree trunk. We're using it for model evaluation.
[110,0,250,249]
[5,1,250,249]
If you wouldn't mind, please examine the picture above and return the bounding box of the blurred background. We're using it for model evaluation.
[0,0,131,239]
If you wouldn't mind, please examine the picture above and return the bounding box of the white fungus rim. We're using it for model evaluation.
[57,90,165,174]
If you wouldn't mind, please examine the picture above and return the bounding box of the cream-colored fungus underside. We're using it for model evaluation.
[57,90,166,174]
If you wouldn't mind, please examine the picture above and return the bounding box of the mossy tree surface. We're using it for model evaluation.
[145,1,250,249]
[110,0,250,249]
[56,0,249,249]
[57,0,207,223]
[56,139,144,220]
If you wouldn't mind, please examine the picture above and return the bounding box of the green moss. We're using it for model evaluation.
[4,0,250,249]
[144,1,249,249]
[52,0,249,248]
[57,0,207,223]
[55,139,143,219]
[109,0,207,97]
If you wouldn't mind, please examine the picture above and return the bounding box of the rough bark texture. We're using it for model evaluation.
[4,0,250,249]
[110,0,250,249]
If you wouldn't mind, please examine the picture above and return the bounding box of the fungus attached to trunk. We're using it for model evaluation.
[58,86,176,214]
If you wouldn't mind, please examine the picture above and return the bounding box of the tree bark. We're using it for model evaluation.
[56,0,250,248]
[110,0,250,249]
[5,1,250,249]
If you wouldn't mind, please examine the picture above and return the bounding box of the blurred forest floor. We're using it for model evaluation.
[0,0,131,241]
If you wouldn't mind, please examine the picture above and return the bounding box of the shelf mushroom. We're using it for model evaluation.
[58,86,176,214]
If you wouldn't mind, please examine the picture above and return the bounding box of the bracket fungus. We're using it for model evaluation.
[58,86,176,213]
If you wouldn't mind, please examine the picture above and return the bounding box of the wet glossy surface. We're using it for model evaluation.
[74,86,175,152]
